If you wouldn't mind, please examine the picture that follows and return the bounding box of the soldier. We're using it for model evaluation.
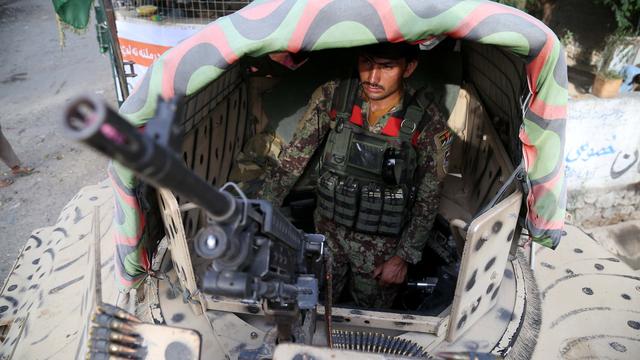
[254,42,448,309]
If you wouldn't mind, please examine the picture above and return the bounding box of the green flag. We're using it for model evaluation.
[52,0,94,30]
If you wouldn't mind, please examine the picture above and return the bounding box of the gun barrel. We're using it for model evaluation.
[63,95,236,221]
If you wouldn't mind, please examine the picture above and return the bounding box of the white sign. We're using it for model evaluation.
[564,94,640,190]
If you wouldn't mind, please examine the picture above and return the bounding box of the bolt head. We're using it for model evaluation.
[206,235,217,249]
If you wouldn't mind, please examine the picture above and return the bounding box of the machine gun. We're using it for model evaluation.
[63,95,325,347]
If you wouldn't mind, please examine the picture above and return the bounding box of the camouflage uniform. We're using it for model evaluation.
[255,81,447,308]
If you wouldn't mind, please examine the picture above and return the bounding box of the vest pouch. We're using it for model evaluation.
[322,126,352,174]
[382,144,417,185]
[334,177,359,228]
[379,186,408,236]
[317,172,338,219]
[347,133,386,176]
[382,147,404,185]
[355,181,383,233]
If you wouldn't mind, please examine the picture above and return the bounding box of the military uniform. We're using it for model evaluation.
[254,81,448,308]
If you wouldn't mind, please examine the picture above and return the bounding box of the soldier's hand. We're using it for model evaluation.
[373,255,407,286]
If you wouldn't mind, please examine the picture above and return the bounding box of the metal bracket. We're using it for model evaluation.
[123,60,138,78]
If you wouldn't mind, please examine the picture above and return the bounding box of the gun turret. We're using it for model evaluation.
[63,96,324,339]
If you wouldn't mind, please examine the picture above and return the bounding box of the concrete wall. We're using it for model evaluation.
[564,93,640,227]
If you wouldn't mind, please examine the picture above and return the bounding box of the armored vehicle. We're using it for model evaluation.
[2,1,639,359]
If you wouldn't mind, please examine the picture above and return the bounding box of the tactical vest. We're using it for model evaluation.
[317,80,430,236]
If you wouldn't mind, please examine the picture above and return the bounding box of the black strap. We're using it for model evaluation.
[399,103,421,143]
[399,87,440,143]
[332,78,360,125]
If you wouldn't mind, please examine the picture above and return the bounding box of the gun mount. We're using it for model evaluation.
[63,96,325,345]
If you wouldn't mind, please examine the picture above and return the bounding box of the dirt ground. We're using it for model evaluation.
[0,0,117,283]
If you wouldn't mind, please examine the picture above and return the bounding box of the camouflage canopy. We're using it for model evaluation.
[112,0,566,288]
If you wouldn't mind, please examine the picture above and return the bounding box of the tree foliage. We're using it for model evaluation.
[496,0,640,34]
[595,0,640,34]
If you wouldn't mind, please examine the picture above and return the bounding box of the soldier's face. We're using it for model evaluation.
[358,55,417,101]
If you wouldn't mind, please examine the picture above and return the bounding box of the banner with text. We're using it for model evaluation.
[116,19,205,91]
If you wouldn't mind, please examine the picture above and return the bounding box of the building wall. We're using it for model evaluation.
[565,94,640,227]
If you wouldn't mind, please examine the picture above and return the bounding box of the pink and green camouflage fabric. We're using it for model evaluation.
[112,0,567,289]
